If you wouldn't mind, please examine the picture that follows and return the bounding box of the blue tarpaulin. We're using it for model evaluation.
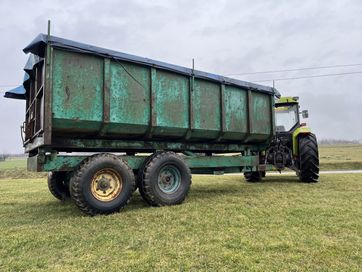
[4,85,26,99]
[4,54,42,100]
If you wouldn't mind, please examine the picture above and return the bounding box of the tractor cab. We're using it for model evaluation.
[275,96,309,133]
[273,96,310,151]
[275,97,301,133]
[271,97,304,163]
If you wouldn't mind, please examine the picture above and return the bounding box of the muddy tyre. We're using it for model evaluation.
[69,153,135,216]
[47,171,71,200]
[299,134,319,183]
[139,151,191,206]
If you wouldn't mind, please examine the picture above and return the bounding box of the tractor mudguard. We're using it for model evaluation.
[292,127,312,156]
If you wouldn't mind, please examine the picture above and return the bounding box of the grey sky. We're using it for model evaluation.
[1,0,362,153]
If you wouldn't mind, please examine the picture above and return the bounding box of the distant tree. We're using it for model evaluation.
[318,139,361,145]
[0,154,9,161]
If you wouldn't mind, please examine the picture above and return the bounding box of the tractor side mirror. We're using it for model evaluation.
[301,110,309,119]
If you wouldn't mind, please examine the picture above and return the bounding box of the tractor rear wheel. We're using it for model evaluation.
[298,134,319,183]
[139,151,191,206]
[244,171,262,182]
[47,171,70,200]
[69,153,135,216]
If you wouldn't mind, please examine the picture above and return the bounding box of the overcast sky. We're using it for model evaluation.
[1,0,362,153]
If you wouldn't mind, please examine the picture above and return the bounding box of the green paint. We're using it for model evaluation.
[224,86,248,140]
[185,155,258,168]
[52,50,103,132]
[157,165,181,193]
[52,138,269,153]
[192,79,220,139]
[28,153,259,173]
[154,70,189,136]
[26,46,275,165]
[109,60,150,135]
[251,92,271,136]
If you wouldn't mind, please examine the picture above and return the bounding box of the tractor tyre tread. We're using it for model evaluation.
[299,134,319,183]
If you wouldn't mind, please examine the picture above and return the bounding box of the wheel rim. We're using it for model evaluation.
[157,165,181,194]
[91,168,122,202]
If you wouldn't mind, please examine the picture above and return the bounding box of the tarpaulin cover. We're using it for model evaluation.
[5,33,281,99]
[4,53,43,100]
[3,85,26,99]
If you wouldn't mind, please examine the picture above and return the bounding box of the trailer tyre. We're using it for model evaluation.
[47,171,70,200]
[244,171,262,182]
[70,153,135,216]
[140,151,191,206]
[299,134,319,183]
[137,151,163,205]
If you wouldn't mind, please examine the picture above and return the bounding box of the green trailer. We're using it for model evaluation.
[6,33,279,215]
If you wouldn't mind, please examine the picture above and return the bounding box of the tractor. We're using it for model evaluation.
[244,96,319,182]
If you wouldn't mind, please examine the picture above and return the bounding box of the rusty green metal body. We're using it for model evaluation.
[50,50,272,143]
[9,34,278,174]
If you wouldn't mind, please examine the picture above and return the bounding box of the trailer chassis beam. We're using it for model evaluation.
[27,153,259,174]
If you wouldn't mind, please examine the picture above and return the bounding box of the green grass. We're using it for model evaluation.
[0,158,45,179]
[0,174,361,271]
[319,144,362,170]
[0,158,26,170]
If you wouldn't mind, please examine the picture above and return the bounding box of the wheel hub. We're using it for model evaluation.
[97,177,112,191]
[157,166,181,194]
[91,169,122,202]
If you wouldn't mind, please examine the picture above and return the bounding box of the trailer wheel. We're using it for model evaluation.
[244,171,262,182]
[47,171,70,200]
[299,134,319,183]
[137,152,163,205]
[139,151,191,206]
[69,153,135,216]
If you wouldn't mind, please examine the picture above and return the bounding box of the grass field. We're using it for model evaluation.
[0,158,45,179]
[0,174,361,271]
[0,158,26,170]
[318,144,362,170]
